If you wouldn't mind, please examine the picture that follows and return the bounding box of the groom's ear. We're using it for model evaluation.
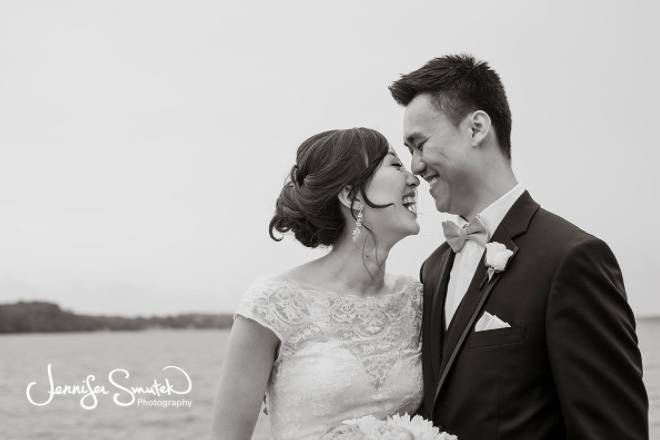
[467,110,492,147]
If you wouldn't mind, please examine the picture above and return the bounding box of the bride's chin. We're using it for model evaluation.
[406,218,421,235]
[377,223,420,245]
[397,224,421,239]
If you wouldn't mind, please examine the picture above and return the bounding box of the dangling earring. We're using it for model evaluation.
[351,205,363,242]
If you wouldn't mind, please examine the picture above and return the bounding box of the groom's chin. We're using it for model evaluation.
[433,196,448,214]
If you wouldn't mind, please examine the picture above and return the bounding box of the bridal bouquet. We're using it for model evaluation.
[320,413,457,440]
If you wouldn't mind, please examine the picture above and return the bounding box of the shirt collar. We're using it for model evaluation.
[478,183,526,237]
[456,183,526,238]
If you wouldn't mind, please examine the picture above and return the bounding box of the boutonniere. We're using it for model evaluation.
[480,242,514,289]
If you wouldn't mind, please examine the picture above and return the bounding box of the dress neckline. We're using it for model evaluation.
[265,274,416,301]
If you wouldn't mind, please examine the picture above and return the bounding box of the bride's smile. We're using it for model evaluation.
[358,148,421,242]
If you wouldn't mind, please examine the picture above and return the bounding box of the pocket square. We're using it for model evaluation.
[475,311,511,332]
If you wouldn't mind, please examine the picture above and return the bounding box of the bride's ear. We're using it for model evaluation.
[338,186,361,211]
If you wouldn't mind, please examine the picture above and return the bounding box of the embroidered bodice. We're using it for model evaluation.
[234,274,424,440]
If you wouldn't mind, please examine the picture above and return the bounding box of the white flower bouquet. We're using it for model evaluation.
[320,413,457,440]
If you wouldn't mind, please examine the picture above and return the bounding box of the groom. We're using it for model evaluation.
[389,55,648,439]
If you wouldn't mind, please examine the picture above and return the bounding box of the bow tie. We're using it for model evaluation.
[442,216,489,253]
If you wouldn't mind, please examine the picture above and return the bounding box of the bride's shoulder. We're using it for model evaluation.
[386,273,423,304]
[240,270,324,309]
[235,275,314,341]
[242,273,305,298]
[387,273,422,291]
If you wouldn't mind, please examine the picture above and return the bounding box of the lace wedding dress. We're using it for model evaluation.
[235,275,424,440]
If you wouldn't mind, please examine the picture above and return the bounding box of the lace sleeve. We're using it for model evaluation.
[396,274,423,309]
[234,278,307,343]
[398,275,424,338]
[408,276,423,312]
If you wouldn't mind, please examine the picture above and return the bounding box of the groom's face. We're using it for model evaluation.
[403,93,473,215]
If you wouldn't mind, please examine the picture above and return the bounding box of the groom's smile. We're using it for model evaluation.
[424,175,441,194]
[403,93,473,215]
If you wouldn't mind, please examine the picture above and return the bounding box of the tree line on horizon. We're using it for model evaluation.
[0,301,234,333]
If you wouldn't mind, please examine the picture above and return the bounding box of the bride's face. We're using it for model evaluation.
[361,149,420,242]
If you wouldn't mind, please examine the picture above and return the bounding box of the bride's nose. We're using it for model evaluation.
[406,172,420,188]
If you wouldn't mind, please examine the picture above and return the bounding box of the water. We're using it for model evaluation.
[1,320,658,440]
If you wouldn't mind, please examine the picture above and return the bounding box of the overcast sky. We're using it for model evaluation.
[1,0,658,317]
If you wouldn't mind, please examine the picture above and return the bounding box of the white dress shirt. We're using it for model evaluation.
[444,183,526,328]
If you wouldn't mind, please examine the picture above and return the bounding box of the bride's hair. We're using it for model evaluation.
[269,127,391,248]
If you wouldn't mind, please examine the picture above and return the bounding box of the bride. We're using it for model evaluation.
[211,127,423,440]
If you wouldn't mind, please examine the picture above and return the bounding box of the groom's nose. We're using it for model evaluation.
[411,153,425,176]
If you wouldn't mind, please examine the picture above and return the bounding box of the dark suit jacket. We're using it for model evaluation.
[417,191,648,439]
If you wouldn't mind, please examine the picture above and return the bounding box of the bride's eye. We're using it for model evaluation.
[392,162,403,168]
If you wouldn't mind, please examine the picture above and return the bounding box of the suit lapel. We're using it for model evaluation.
[429,248,454,376]
[431,191,540,412]
[440,251,489,365]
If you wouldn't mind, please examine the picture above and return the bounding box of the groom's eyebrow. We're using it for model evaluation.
[404,132,423,150]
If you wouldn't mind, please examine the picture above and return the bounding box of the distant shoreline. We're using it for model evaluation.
[0,301,234,334]
[1,300,656,335]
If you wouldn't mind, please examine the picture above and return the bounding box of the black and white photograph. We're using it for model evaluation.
[0,1,657,439]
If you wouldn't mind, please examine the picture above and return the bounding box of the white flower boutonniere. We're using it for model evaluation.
[484,241,514,281]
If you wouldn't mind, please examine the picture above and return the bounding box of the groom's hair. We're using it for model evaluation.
[389,54,512,159]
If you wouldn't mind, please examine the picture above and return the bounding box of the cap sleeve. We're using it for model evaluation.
[234,278,308,343]
[396,274,423,317]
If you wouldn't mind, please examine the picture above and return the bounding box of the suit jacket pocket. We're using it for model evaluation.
[466,326,526,349]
